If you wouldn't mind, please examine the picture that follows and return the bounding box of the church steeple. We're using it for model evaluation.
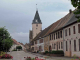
[32,4,42,24]
[32,5,42,39]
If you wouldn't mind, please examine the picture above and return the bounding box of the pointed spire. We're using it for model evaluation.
[32,5,42,24]
[36,4,38,11]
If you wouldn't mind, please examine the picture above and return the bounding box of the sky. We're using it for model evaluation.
[0,0,75,44]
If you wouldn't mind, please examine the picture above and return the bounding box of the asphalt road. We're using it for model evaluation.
[8,51,78,60]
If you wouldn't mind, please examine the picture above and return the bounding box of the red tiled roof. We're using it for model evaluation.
[12,39,21,45]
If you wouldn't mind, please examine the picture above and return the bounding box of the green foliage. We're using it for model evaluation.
[16,46,22,49]
[0,27,13,51]
[44,51,48,54]
[12,49,17,51]
[51,50,64,54]
[0,51,5,56]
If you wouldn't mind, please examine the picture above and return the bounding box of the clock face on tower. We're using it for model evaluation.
[36,19,38,22]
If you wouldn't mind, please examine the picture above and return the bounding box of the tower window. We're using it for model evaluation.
[36,24,38,27]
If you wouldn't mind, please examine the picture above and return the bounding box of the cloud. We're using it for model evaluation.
[10,32,29,44]
[0,0,75,44]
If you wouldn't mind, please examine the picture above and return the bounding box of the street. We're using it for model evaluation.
[8,51,77,60]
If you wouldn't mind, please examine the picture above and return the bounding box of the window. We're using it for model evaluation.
[50,35,51,40]
[40,39,43,43]
[69,28,71,35]
[74,40,76,51]
[56,32,57,39]
[54,44,55,49]
[54,34,55,40]
[78,24,80,33]
[52,44,53,49]
[36,28,37,29]
[73,26,76,34]
[35,41,37,44]
[65,29,67,36]
[59,42,60,49]
[36,24,38,27]
[52,34,53,40]
[79,39,80,51]
[58,32,59,38]
[61,42,63,49]
[60,31,62,38]
[66,41,68,51]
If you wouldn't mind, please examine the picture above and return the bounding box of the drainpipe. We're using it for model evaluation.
[63,28,65,56]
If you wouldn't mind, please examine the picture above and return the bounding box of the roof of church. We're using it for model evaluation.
[32,10,42,24]
[29,30,32,39]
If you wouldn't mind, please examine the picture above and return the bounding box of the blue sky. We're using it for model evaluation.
[0,0,75,44]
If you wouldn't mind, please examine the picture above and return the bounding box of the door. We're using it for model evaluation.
[49,46,51,52]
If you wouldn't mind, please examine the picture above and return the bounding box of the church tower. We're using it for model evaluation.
[32,9,42,39]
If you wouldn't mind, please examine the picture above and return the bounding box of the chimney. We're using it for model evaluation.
[69,9,72,14]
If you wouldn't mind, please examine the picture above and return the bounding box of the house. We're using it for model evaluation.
[9,39,21,51]
[19,42,26,51]
[24,43,29,50]
[63,13,80,57]
[9,39,25,51]
[29,9,80,57]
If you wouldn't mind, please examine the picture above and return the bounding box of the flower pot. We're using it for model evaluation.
[0,59,13,60]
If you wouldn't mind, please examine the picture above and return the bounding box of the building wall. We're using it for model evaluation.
[34,38,44,52]
[9,44,25,51]
[31,41,35,52]
[44,36,50,52]
[37,38,44,52]
[49,30,63,51]
[32,24,42,39]
[64,22,80,57]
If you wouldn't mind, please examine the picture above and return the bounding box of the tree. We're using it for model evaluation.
[70,0,80,22]
[16,46,22,50]
[0,27,13,52]
[2,38,13,52]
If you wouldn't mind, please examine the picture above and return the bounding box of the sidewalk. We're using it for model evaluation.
[26,52,79,60]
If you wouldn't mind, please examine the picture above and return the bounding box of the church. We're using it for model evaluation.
[29,9,42,52]
[29,9,80,57]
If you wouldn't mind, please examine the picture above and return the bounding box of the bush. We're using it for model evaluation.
[0,51,5,56]
[0,54,13,59]
[12,49,17,51]
[44,51,48,54]
[51,50,64,54]
[16,46,22,50]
